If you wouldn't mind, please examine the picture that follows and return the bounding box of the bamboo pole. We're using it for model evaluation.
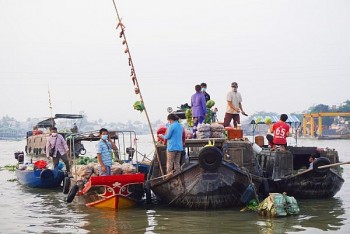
[296,161,349,176]
[111,0,164,176]
[318,161,350,169]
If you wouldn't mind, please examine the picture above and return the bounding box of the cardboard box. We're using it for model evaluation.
[225,127,243,139]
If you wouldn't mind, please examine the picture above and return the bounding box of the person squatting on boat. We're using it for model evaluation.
[308,155,316,169]
[200,82,210,102]
[46,127,70,173]
[266,114,290,151]
[191,84,207,138]
[159,114,184,177]
[96,128,117,176]
[223,82,247,128]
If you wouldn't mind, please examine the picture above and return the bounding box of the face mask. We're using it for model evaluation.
[51,133,57,137]
[201,88,206,92]
[102,135,108,141]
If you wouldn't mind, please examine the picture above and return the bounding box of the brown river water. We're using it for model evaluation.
[0,137,349,234]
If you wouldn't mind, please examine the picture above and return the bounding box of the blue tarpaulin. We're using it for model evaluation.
[251,115,301,128]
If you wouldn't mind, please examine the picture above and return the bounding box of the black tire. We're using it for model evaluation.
[144,181,152,204]
[262,178,269,198]
[40,169,54,181]
[62,177,71,194]
[198,146,223,172]
[313,157,331,173]
[66,184,79,203]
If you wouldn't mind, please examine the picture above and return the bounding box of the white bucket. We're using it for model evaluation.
[252,143,262,154]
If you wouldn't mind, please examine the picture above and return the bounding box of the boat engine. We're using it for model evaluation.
[14,151,24,163]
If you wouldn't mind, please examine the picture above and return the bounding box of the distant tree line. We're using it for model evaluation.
[1,100,350,136]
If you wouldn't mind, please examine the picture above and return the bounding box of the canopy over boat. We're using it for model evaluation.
[36,114,84,128]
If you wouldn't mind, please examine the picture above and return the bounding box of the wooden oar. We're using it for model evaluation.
[318,161,350,169]
[296,161,350,176]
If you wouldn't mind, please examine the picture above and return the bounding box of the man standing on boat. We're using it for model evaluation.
[224,82,247,128]
[191,84,207,138]
[96,128,115,176]
[159,114,184,176]
[46,127,70,173]
[266,114,290,151]
[201,82,211,102]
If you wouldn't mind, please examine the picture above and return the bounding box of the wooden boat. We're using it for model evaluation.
[256,146,344,198]
[147,138,266,209]
[64,130,149,209]
[67,174,145,209]
[25,114,84,157]
[14,152,67,188]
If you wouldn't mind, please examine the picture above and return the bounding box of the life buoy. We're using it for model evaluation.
[66,184,79,203]
[198,146,223,172]
[313,157,331,173]
[62,177,71,194]
[40,169,54,181]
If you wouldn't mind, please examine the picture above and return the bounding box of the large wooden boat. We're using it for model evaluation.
[147,138,266,209]
[256,146,344,198]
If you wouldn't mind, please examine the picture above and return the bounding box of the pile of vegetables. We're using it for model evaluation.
[76,156,98,165]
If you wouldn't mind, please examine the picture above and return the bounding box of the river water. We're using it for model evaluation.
[0,137,349,234]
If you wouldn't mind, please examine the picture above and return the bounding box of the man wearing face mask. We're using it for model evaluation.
[96,128,114,176]
[200,82,210,102]
[223,82,247,128]
[46,127,70,173]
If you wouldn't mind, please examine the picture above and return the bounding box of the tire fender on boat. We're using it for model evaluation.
[40,169,54,181]
[62,177,71,194]
[66,184,79,203]
[198,146,223,172]
[313,157,331,173]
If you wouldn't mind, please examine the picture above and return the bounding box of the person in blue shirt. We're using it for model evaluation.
[160,113,184,176]
[191,84,207,138]
[96,128,114,176]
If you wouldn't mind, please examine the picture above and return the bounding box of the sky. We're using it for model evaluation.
[1,0,349,124]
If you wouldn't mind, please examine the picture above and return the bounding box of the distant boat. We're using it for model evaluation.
[317,134,350,140]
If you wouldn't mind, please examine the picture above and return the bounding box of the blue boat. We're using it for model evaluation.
[14,152,67,188]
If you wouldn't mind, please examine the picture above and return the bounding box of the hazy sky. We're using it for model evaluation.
[1,0,349,124]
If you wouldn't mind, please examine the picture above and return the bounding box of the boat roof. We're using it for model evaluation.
[36,114,83,128]
[66,130,121,142]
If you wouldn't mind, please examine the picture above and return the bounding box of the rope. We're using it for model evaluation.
[111,0,164,176]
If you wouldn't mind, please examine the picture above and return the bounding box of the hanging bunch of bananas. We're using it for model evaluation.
[185,108,193,127]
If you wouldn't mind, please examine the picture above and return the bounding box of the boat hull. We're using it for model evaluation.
[75,173,145,209]
[268,169,344,198]
[151,162,262,209]
[15,168,65,188]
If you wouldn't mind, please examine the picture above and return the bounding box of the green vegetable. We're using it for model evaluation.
[206,100,215,108]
